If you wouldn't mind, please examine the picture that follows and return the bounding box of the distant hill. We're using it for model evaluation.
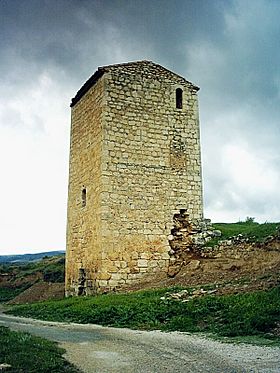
[0,254,65,303]
[0,251,65,264]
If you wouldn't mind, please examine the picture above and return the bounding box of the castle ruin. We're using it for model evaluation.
[65,61,203,295]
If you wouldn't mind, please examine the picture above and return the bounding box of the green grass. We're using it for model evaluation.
[7,286,280,344]
[207,221,279,246]
[0,284,30,302]
[0,326,80,373]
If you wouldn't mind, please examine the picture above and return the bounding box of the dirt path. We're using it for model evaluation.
[0,311,279,373]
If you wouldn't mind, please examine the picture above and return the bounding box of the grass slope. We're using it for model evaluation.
[0,326,80,373]
[207,221,279,246]
[0,255,65,302]
[213,221,279,241]
[8,286,280,344]
[0,285,30,303]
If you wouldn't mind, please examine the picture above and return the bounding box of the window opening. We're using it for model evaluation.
[82,188,87,207]
[176,88,183,109]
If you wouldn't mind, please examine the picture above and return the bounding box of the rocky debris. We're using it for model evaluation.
[161,287,218,302]
[167,210,220,277]
[200,234,280,260]
[206,227,280,251]
[214,234,251,247]
[186,259,201,271]
[0,363,12,371]
[261,231,280,250]
[168,210,221,252]
[167,264,183,278]
[168,212,279,273]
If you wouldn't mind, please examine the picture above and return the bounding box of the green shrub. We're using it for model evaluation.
[43,265,65,283]
[0,284,30,302]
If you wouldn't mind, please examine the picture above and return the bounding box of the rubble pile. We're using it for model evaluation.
[160,287,218,302]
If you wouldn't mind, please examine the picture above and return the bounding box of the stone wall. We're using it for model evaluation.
[200,233,280,260]
[65,76,104,295]
[66,61,204,295]
[166,216,280,280]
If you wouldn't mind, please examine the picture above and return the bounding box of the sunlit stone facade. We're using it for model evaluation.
[65,61,203,295]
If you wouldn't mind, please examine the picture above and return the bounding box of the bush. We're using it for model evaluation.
[43,266,64,283]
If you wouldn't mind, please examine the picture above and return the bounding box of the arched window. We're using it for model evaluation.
[82,188,87,207]
[176,88,183,109]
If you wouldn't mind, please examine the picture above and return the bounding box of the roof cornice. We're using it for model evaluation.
[70,61,199,107]
[70,68,105,107]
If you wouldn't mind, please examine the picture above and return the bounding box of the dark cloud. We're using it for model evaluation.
[0,0,279,252]
[0,0,231,81]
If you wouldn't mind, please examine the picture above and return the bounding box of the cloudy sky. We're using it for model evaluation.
[0,0,279,254]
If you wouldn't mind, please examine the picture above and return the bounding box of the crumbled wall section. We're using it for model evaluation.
[167,210,214,277]
[66,61,204,295]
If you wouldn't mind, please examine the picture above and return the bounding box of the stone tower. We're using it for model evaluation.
[65,61,203,295]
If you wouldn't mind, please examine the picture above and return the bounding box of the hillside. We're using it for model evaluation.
[0,254,65,302]
[0,250,65,264]
[208,220,279,246]
[5,221,280,344]
[0,221,279,305]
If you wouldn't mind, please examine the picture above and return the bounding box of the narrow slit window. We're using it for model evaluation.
[176,88,183,109]
[82,188,87,207]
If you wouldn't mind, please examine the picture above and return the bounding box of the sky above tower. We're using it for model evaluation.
[0,0,279,254]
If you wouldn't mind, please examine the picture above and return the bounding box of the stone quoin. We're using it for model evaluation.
[65,61,203,295]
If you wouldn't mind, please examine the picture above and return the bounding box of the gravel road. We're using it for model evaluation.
[0,311,279,373]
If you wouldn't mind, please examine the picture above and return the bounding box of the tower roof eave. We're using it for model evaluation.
[70,61,199,108]
[70,68,105,107]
